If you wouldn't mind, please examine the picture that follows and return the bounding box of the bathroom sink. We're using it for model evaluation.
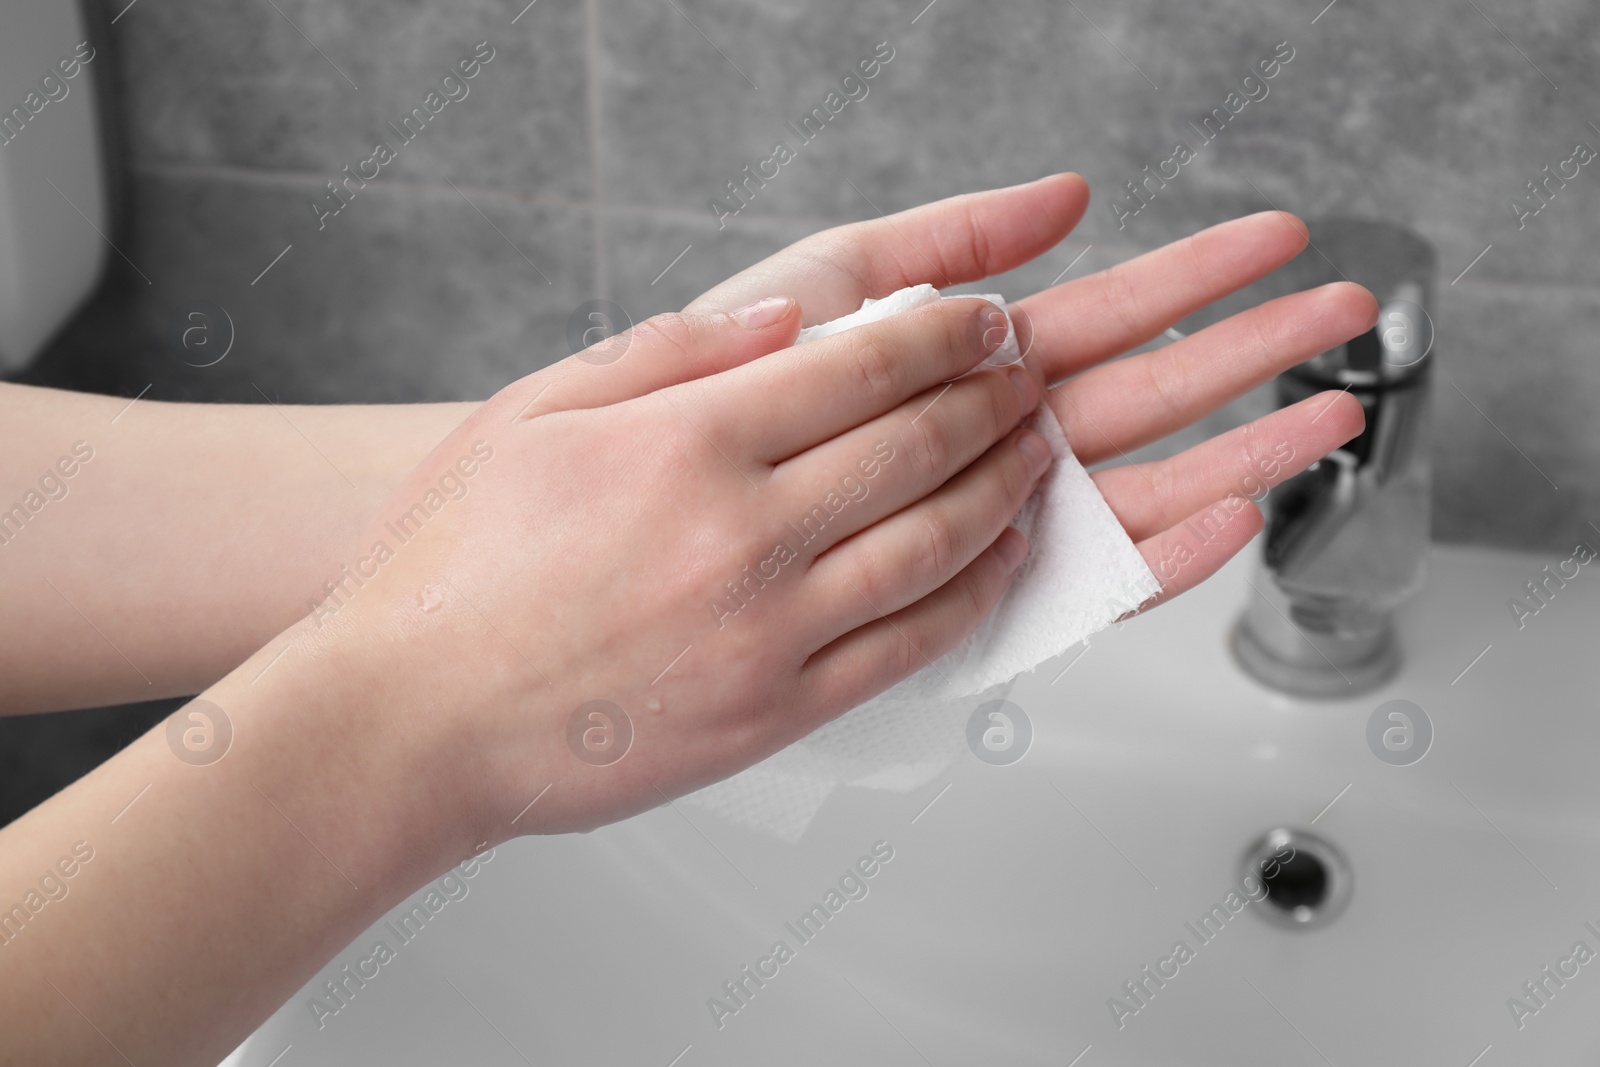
[227,540,1600,1066]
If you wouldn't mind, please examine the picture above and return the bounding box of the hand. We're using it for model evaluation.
[688,173,1376,605]
[314,289,1057,842]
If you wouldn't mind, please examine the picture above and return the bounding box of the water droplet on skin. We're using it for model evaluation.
[418,584,444,612]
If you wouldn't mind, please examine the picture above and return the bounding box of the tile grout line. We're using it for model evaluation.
[582,0,610,302]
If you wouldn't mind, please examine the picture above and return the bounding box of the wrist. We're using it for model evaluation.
[0,609,504,1066]
[203,615,494,893]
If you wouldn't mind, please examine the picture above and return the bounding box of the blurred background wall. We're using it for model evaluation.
[6,0,1598,814]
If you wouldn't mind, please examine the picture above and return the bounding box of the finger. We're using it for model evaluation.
[1093,391,1366,543]
[704,296,1011,462]
[768,359,1042,556]
[684,173,1090,323]
[804,427,1052,636]
[1052,281,1377,463]
[1133,497,1264,611]
[797,528,1029,730]
[1013,210,1312,386]
[499,300,801,420]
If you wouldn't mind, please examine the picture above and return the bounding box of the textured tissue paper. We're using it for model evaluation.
[682,285,1163,841]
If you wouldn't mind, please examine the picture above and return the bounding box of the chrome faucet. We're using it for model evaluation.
[1232,220,1436,698]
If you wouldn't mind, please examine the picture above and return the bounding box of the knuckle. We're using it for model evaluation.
[960,199,995,275]
[1144,457,1180,528]
[889,625,925,680]
[1100,260,1145,338]
[1140,350,1188,424]
[631,313,699,362]
[799,231,874,294]
[1236,424,1284,497]
[848,337,905,409]
[958,564,990,622]
[919,506,961,583]
[899,416,952,481]
[1245,428,1277,475]
[999,444,1037,508]
[1244,304,1283,364]
[847,545,895,611]
[1179,231,1212,288]
[984,371,1015,435]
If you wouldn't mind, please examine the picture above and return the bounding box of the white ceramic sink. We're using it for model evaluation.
[227,539,1600,1066]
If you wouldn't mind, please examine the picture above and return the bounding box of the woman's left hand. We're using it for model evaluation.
[687,173,1375,606]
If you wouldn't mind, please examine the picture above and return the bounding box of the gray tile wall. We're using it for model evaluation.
[39,0,1600,551]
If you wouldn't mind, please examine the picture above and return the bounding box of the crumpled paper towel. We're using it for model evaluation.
[682,285,1162,841]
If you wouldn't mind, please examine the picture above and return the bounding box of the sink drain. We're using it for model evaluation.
[1242,828,1352,929]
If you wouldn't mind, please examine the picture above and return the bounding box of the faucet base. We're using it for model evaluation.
[1230,600,1400,699]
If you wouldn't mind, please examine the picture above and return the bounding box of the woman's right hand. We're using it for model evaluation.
[305,293,1055,845]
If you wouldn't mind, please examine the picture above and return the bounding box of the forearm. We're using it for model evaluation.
[0,383,477,713]
[0,621,482,1067]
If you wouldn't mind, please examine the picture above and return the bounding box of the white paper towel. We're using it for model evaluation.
[682,285,1163,841]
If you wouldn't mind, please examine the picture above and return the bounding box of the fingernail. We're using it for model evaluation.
[1017,429,1052,475]
[999,530,1029,570]
[730,296,793,329]
[976,304,1011,354]
[1008,366,1039,410]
